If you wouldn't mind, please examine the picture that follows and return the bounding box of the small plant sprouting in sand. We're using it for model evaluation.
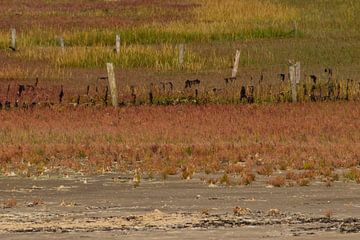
[286,171,316,186]
[161,171,168,180]
[204,168,212,175]
[286,171,298,180]
[256,164,273,176]
[60,199,77,207]
[267,176,286,187]
[181,165,194,180]
[277,161,288,171]
[233,206,252,216]
[319,167,334,178]
[207,178,218,186]
[267,208,281,217]
[320,170,339,187]
[323,173,339,186]
[344,168,360,183]
[241,171,255,185]
[332,173,339,182]
[133,169,141,187]
[27,198,44,207]
[325,178,333,187]
[226,163,244,175]
[324,209,335,219]
[2,198,17,208]
[201,209,210,216]
[161,166,178,180]
[204,163,220,175]
[181,169,191,180]
[184,146,193,156]
[219,173,231,185]
[163,166,178,176]
[297,178,310,187]
[303,161,314,170]
[147,171,154,180]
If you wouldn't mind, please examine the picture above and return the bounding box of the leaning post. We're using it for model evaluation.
[295,62,301,84]
[59,37,65,52]
[231,50,241,78]
[294,21,298,37]
[11,28,16,51]
[178,44,185,68]
[106,63,118,108]
[115,35,121,54]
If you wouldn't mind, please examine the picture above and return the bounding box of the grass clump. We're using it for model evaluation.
[267,176,286,187]
[344,168,360,183]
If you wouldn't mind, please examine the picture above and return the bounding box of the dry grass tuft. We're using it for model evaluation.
[267,208,281,217]
[219,173,231,185]
[267,176,286,187]
[241,171,256,185]
[2,198,17,208]
[233,206,252,216]
[324,209,335,219]
[256,164,273,176]
[297,178,311,187]
[344,168,360,183]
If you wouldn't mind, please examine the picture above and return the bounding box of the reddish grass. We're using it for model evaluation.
[256,164,274,176]
[2,198,17,208]
[241,171,256,185]
[324,209,335,219]
[0,102,359,184]
[0,0,195,29]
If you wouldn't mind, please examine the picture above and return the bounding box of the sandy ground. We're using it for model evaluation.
[1,173,360,239]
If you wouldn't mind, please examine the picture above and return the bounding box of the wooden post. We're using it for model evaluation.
[59,37,64,51]
[231,50,241,78]
[106,63,118,108]
[11,28,16,51]
[295,62,301,84]
[115,35,121,54]
[178,44,185,67]
[289,64,297,103]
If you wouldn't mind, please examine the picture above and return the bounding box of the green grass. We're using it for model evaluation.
[0,26,295,49]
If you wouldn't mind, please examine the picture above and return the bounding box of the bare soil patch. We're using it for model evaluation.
[1,174,360,239]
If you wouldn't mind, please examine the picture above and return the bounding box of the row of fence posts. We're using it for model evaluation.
[8,28,301,107]
[105,52,300,108]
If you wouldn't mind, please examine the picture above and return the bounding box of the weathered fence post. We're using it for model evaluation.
[289,64,297,103]
[231,50,241,78]
[106,63,118,108]
[10,28,16,51]
[293,21,298,37]
[59,37,65,52]
[178,44,185,67]
[115,35,121,54]
[295,62,301,84]
[149,83,154,104]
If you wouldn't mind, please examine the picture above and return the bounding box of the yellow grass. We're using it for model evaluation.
[196,0,297,24]
[15,44,227,72]
[165,0,298,33]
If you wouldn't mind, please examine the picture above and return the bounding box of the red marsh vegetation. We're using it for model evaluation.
[0,102,359,185]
